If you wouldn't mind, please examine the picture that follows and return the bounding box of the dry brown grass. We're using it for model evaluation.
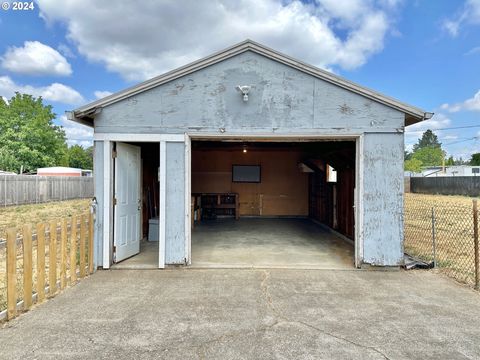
[0,199,90,241]
[405,193,478,287]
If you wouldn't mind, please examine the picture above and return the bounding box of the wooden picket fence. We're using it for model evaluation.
[3,212,94,321]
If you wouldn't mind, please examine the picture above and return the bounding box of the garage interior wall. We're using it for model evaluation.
[191,141,355,239]
[192,146,309,216]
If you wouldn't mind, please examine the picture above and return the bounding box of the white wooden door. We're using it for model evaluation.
[114,143,141,262]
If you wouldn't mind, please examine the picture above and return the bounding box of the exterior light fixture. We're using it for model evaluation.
[236,85,251,102]
[243,144,248,153]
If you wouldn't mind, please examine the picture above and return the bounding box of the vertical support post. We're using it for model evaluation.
[4,175,6,207]
[159,140,166,269]
[431,207,436,268]
[235,193,240,220]
[36,223,46,303]
[473,199,479,290]
[191,197,194,230]
[184,134,192,265]
[79,214,86,278]
[6,228,17,320]
[60,218,67,289]
[103,140,111,269]
[23,224,33,310]
[354,135,364,268]
[49,220,57,296]
[88,212,94,274]
[70,215,77,283]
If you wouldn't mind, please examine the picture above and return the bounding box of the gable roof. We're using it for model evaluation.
[68,39,430,127]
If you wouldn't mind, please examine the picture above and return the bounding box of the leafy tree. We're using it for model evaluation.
[0,94,68,173]
[0,148,20,172]
[470,153,480,166]
[404,158,423,173]
[405,130,445,170]
[85,146,93,163]
[67,145,93,169]
[412,129,441,152]
[404,150,412,161]
[454,157,469,165]
[446,156,455,166]
[411,146,444,167]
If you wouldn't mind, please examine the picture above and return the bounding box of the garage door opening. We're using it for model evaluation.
[190,140,356,269]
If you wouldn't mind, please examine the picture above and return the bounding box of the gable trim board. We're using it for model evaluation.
[68,40,429,127]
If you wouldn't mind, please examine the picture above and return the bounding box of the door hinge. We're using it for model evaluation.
[112,150,117,158]
[113,197,117,206]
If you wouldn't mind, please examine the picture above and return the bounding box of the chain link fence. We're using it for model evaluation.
[405,193,479,290]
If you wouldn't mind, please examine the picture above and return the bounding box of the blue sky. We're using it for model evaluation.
[0,0,479,160]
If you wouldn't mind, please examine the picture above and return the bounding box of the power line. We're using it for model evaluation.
[443,136,480,146]
[406,124,480,132]
[435,124,480,131]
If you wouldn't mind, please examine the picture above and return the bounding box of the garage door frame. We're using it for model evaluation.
[187,133,363,268]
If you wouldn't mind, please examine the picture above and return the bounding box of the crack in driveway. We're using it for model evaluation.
[260,270,391,360]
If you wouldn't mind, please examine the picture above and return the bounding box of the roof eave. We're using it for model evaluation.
[66,110,95,128]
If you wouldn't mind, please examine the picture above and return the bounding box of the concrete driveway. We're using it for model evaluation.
[0,269,479,359]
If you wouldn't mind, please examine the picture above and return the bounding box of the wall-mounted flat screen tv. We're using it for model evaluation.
[232,165,261,183]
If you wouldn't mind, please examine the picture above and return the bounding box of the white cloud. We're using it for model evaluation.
[57,43,76,59]
[1,41,72,76]
[37,0,401,81]
[442,135,459,140]
[453,141,480,160]
[442,0,480,37]
[58,115,93,147]
[406,113,451,133]
[405,113,452,147]
[441,90,480,112]
[94,90,113,99]
[465,46,480,55]
[0,76,84,105]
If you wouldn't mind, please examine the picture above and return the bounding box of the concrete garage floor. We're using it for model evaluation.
[192,218,354,269]
[1,269,480,359]
[112,241,158,269]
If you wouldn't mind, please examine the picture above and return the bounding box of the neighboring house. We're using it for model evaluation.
[67,40,429,269]
[37,167,92,177]
[407,165,480,177]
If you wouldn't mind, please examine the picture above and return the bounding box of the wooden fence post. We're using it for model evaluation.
[70,215,77,283]
[23,224,33,310]
[36,223,46,303]
[6,228,17,320]
[60,218,67,289]
[49,220,57,296]
[473,200,479,290]
[88,212,94,274]
[79,214,86,278]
